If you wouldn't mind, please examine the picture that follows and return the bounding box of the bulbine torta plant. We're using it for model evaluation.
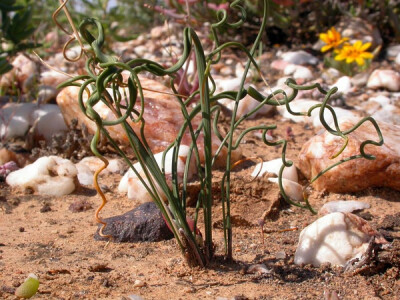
[53,0,383,267]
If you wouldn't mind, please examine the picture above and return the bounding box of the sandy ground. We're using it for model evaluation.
[1,114,400,300]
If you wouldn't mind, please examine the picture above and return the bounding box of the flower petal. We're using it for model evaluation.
[360,42,372,52]
[328,30,335,41]
[356,57,365,66]
[321,45,332,52]
[335,53,345,61]
[346,57,354,64]
[360,52,373,59]
[353,40,362,50]
[320,33,328,43]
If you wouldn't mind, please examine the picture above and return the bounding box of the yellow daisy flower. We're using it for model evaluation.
[334,41,373,66]
[319,27,348,52]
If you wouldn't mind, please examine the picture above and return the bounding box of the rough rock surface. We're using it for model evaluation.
[294,212,387,267]
[56,75,237,165]
[94,202,173,242]
[6,156,77,196]
[298,118,400,192]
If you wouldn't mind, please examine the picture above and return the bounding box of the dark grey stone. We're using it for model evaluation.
[94,202,173,242]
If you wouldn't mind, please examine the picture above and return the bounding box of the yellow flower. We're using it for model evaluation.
[319,27,348,52]
[334,41,374,66]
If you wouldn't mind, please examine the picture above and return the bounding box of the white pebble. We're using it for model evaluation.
[367,69,400,92]
[268,178,303,203]
[6,156,77,196]
[251,158,298,183]
[119,145,196,202]
[319,200,370,215]
[369,94,391,106]
[283,64,313,80]
[75,157,125,186]
[295,212,385,267]
[280,50,319,65]
[331,76,352,94]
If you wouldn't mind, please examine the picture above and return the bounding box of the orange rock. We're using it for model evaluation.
[0,148,30,167]
[298,118,400,192]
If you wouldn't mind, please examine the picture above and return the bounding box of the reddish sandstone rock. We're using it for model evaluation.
[298,118,400,192]
[56,75,239,165]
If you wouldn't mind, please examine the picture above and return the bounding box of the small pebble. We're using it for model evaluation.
[133,280,146,288]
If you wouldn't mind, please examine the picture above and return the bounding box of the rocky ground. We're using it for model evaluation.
[1,19,400,299]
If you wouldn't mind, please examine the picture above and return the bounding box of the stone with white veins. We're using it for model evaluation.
[367,69,400,92]
[6,156,77,196]
[294,212,387,267]
[299,118,400,192]
[251,158,298,183]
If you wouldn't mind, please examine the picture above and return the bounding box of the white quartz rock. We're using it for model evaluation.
[283,64,313,81]
[386,44,400,58]
[319,200,370,215]
[218,90,274,120]
[37,85,58,104]
[311,106,359,128]
[277,99,359,128]
[40,70,70,88]
[214,77,242,94]
[0,103,67,141]
[367,69,400,92]
[371,104,400,125]
[75,156,125,186]
[369,94,391,106]
[6,156,77,196]
[251,158,298,183]
[331,76,352,94]
[32,111,68,143]
[118,145,196,202]
[0,103,34,139]
[268,178,303,203]
[295,212,386,267]
[279,50,319,65]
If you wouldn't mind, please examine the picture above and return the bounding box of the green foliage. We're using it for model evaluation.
[56,0,383,267]
[0,0,40,75]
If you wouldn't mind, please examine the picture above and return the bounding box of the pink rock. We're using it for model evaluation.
[56,75,239,165]
[367,69,400,92]
[298,118,400,192]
